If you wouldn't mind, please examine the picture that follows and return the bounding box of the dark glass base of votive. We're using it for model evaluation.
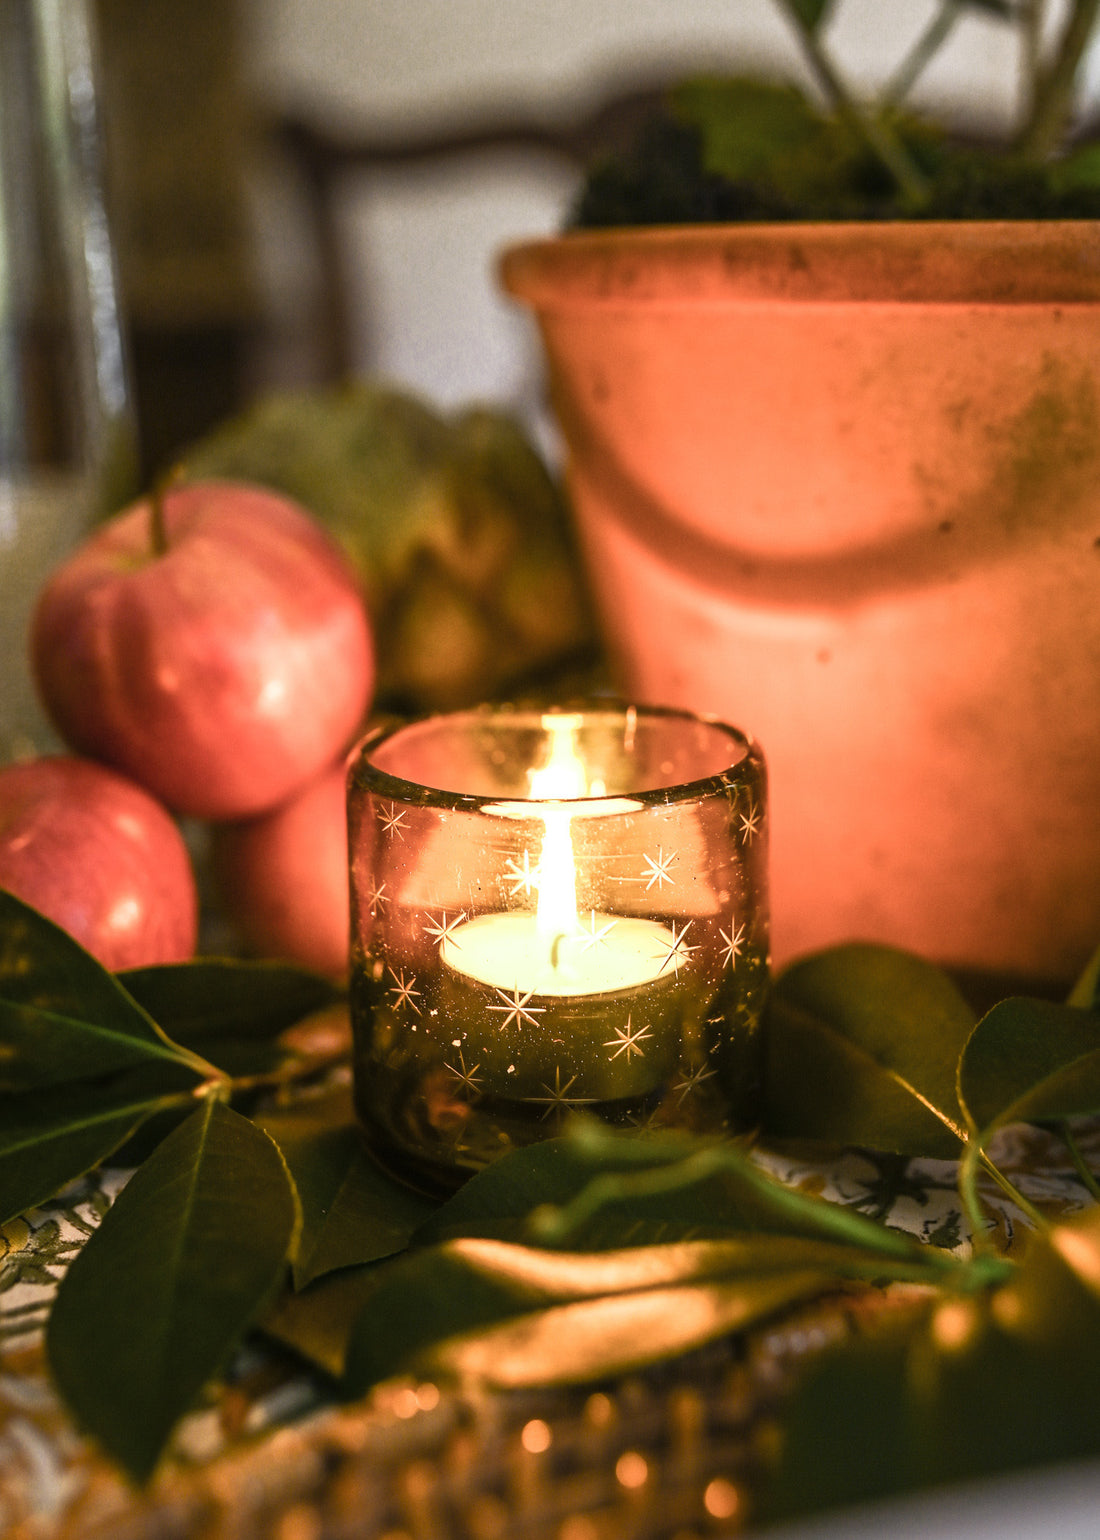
[352,1001,764,1196]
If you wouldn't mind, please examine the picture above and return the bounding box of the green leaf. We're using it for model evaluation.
[257,1088,437,1288]
[1068,939,1100,1011]
[0,891,203,1092]
[47,1098,299,1484]
[343,1217,970,1398]
[416,1123,939,1269]
[763,1210,1100,1522]
[763,943,975,1157]
[426,1275,843,1391]
[413,1123,705,1247]
[118,959,342,1047]
[959,996,1100,1136]
[957,996,1100,1235]
[670,77,835,189]
[262,1262,384,1378]
[0,1078,193,1224]
[342,1235,837,1395]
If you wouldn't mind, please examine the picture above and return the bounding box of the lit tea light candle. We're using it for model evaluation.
[438,715,685,1100]
[443,715,678,995]
[348,702,769,1191]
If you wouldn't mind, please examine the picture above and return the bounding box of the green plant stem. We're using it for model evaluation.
[1018,0,1100,160]
[882,0,962,106]
[960,1143,1048,1250]
[775,0,931,205]
[1059,1120,1100,1204]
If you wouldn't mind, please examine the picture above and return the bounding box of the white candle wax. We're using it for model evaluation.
[441,911,677,996]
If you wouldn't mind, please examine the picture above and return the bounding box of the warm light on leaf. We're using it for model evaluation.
[432,1276,839,1389]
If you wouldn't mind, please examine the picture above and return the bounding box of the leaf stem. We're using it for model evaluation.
[1058,1120,1100,1204]
[775,0,931,206]
[881,0,962,107]
[1017,0,1100,161]
[528,1138,956,1272]
[960,1142,1048,1251]
[147,464,185,558]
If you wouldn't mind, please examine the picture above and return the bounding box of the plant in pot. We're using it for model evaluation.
[501,0,1100,987]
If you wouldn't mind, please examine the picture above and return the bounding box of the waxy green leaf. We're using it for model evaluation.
[0,1077,195,1225]
[764,943,975,1157]
[262,1262,384,1378]
[257,1089,437,1288]
[118,959,342,1046]
[343,1218,969,1398]
[1068,940,1100,1012]
[957,996,1100,1236]
[415,1123,938,1268]
[47,1098,299,1484]
[959,997,1100,1136]
[764,1209,1100,1522]
[0,891,207,1093]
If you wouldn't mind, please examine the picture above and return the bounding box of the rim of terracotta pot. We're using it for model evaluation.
[499,220,1100,307]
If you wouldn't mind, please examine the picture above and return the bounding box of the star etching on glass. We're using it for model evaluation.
[672,1062,717,1105]
[488,984,546,1031]
[528,1065,598,1119]
[603,1014,653,1062]
[367,878,389,917]
[505,849,539,897]
[653,920,695,976]
[579,911,616,951]
[423,910,466,949]
[380,802,409,840]
[719,917,747,968]
[738,798,761,845]
[388,968,422,1013]
[642,845,677,890]
[445,1048,483,1099]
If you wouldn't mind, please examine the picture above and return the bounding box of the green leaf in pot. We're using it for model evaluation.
[763,942,976,1158]
[47,1098,299,1485]
[174,381,597,712]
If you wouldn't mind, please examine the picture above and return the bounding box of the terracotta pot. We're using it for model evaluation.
[501,222,1100,980]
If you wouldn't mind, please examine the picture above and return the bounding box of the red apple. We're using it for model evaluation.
[211,755,350,978]
[0,755,198,971]
[31,481,373,820]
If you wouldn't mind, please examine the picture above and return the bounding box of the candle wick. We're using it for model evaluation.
[550,933,567,969]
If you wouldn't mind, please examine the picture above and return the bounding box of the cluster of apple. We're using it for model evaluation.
[0,480,374,977]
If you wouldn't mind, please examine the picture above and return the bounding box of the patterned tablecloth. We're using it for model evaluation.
[3,1124,1097,1540]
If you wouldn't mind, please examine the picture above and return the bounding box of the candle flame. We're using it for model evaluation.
[528,716,585,953]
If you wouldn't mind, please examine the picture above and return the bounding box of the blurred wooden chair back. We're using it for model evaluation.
[270,82,668,383]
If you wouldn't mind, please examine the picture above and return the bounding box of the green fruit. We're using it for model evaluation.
[176,381,599,710]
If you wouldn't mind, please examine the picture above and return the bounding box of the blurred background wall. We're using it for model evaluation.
[92,0,1100,480]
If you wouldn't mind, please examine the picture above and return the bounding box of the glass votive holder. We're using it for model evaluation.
[347,702,769,1192]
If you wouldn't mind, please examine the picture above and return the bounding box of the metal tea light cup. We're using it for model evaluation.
[347,702,768,1191]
